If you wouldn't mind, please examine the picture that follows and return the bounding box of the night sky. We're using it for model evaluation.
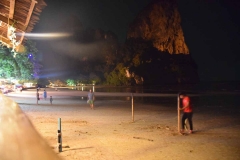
[33,0,240,82]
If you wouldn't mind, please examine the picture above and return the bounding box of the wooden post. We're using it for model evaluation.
[132,93,134,122]
[57,118,62,152]
[178,93,180,133]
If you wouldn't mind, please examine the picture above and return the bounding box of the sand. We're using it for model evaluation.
[7,88,240,160]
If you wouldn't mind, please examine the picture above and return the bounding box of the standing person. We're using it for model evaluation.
[50,96,53,105]
[179,94,193,134]
[87,89,94,109]
[36,90,40,105]
[43,89,47,100]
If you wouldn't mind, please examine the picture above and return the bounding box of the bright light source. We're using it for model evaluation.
[16,33,71,38]
[28,54,33,58]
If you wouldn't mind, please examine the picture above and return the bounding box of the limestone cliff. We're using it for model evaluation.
[127,0,189,54]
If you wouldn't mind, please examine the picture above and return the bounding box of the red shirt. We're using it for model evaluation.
[182,96,192,113]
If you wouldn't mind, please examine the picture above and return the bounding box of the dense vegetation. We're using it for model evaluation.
[0,40,40,84]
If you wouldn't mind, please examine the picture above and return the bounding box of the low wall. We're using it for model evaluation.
[0,93,61,160]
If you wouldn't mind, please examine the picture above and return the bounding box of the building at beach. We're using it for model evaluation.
[0,0,47,53]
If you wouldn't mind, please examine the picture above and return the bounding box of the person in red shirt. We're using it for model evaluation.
[179,94,193,134]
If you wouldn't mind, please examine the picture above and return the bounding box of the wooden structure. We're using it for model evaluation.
[0,93,61,159]
[0,0,47,52]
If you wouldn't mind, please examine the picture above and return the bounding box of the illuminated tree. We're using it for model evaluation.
[66,79,76,86]
[0,40,41,82]
[53,79,66,87]
[105,63,130,86]
[0,46,20,79]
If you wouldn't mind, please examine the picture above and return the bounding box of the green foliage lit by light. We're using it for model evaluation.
[105,63,130,86]
[0,40,41,83]
[0,46,19,78]
[66,79,76,86]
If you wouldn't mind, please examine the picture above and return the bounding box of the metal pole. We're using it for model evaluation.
[132,93,134,122]
[178,94,180,133]
[57,118,62,152]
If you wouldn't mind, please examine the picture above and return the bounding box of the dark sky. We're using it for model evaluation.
[178,0,240,82]
[34,0,152,42]
[33,0,240,82]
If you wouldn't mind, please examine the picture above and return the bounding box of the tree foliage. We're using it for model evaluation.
[105,63,131,86]
[66,79,76,86]
[0,46,19,78]
[0,40,41,82]
[53,79,66,87]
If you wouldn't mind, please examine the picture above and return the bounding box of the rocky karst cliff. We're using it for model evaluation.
[125,0,199,84]
[127,0,189,54]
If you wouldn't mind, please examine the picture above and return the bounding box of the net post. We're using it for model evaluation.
[57,118,62,152]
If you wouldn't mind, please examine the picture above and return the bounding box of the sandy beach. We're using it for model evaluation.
[6,88,240,160]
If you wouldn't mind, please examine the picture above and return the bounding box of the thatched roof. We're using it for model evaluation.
[0,0,47,51]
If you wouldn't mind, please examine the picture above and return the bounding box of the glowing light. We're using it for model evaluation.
[9,26,16,32]
[28,54,33,59]
[8,25,20,54]
[16,33,71,38]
